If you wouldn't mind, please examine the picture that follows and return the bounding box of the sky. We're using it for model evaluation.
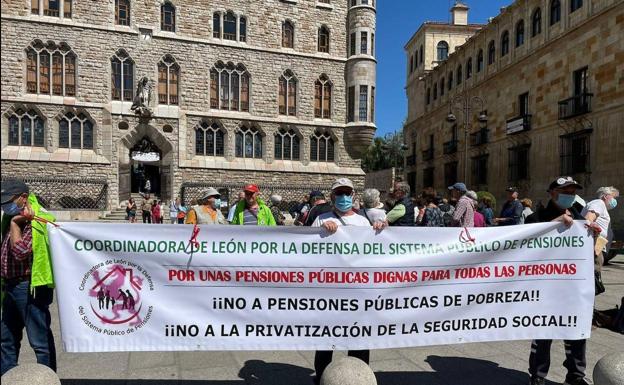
[375,0,511,138]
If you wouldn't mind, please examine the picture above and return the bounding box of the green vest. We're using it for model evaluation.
[1,193,55,289]
[232,199,276,226]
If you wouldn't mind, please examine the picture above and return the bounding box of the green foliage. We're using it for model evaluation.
[362,131,406,173]
[477,191,497,210]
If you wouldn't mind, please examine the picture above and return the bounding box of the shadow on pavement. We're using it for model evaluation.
[61,355,559,385]
[376,355,560,385]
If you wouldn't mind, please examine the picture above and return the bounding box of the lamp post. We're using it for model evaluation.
[446,93,488,182]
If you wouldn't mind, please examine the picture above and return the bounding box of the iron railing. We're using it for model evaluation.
[1,176,108,210]
[559,92,593,120]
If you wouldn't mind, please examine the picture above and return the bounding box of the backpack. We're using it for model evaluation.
[440,204,454,227]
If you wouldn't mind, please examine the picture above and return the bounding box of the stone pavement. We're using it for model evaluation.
[16,256,624,385]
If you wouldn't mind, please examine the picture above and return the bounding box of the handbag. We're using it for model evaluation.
[595,271,606,295]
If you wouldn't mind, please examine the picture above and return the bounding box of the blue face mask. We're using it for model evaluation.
[608,198,617,210]
[334,194,353,212]
[1,202,22,216]
[215,199,222,209]
[556,193,576,209]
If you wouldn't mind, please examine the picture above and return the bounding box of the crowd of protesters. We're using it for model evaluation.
[0,175,620,385]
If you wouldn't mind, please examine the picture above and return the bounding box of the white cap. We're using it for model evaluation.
[331,177,354,191]
[200,187,220,200]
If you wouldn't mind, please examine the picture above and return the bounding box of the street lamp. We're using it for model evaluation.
[446,94,488,182]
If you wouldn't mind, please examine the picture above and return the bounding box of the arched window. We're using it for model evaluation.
[488,40,496,64]
[115,0,130,25]
[213,12,221,38]
[59,111,93,149]
[111,50,134,101]
[315,74,332,119]
[239,16,247,42]
[436,41,449,61]
[274,129,300,160]
[433,83,437,100]
[550,0,561,25]
[282,20,294,48]
[501,31,510,56]
[516,20,525,47]
[161,1,175,32]
[570,0,583,13]
[456,65,463,85]
[477,49,484,72]
[532,8,542,36]
[195,121,224,156]
[279,70,297,116]
[25,41,76,96]
[466,58,473,79]
[235,125,262,158]
[318,26,330,53]
[7,108,45,147]
[414,51,418,68]
[310,130,334,162]
[158,55,179,105]
[448,71,453,90]
[210,62,250,112]
[419,45,423,64]
[440,78,445,96]
[223,11,236,40]
[409,55,414,73]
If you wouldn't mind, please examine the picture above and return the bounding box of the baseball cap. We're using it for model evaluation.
[448,182,467,193]
[506,186,518,193]
[200,187,220,200]
[548,176,583,192]
[309,190,325,200]
[1,180,29,205]
[331,178,354,191]
[243,184,260,193]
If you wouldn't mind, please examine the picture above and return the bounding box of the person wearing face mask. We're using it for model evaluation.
[231,184,276,226]
[0,180,57,375]
[185,188,226,225]
[581,186,619,279]
[310,178,386,384]
[524,176,591,385]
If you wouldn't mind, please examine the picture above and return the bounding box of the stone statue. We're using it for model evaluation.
[131,76,152,117]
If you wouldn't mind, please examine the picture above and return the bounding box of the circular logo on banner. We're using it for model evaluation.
[79,260,154,334]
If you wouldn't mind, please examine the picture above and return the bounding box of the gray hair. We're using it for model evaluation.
[270,194,282,204]
[362,189,381,208]
[394,182,410,196]
[596,186,619,198]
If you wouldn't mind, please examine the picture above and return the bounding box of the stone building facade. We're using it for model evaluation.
[1,0,377,214]
[403,0,624,231]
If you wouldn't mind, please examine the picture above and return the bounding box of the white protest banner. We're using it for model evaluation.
[48,221,594,353]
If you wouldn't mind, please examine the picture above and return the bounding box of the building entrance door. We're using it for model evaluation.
[129,136,162,196]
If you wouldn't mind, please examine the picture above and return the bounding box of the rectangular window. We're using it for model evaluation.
[26,51,37,93]
[287,81,296,116]
[560,130,591,174]
[573,66,588,96]
[519,92,529,116]
[210,71,218,108]
[158,66,168,104]
[65,55,76,96]
[278,78,286,115]
[350,33,356,56]
[444,162,458,188]
[241,75,249,112]
[360,31,368,54]
[116,0,130,25]
[239,17,247,42]
[213,13,221,38]
[348,86,355,122]
[508,144,530,181]
[371,33,375,56]
[122,61,133,101]
[31,0,39,14]
[314,82,322,118]
[44,0,60,17]
[359,85,368,121]
[111,61,121,100]
[423,167,435,188]
[231,74,240,111]
[472,154,489,185]
[220,72,229,109]
[169,68,178,105]
[63,0,71,18]
[370,86,375,123]
[323,82,331,119]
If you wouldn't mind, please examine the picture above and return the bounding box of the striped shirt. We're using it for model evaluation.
[452,195,475,227]
[243,208,258,225]
[1,223,33,280]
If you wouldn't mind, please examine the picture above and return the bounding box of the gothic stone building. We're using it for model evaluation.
[1,0,377,218]
[404,0,624,231]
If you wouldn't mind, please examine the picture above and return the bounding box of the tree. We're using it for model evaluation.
[362,130,406,173]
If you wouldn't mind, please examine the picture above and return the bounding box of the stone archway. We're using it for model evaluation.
[118,123,174,203]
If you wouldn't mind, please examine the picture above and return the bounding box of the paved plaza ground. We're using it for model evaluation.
[15,256,624,385]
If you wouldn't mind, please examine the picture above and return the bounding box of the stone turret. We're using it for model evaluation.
[343,0,377,159]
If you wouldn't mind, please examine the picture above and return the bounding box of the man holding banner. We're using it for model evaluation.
[525,176,591,385]
[311,177,386,384]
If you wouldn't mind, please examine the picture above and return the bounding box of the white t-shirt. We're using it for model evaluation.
[312,211,371,227]
[359,208,387,224]
[581,199,611,239]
